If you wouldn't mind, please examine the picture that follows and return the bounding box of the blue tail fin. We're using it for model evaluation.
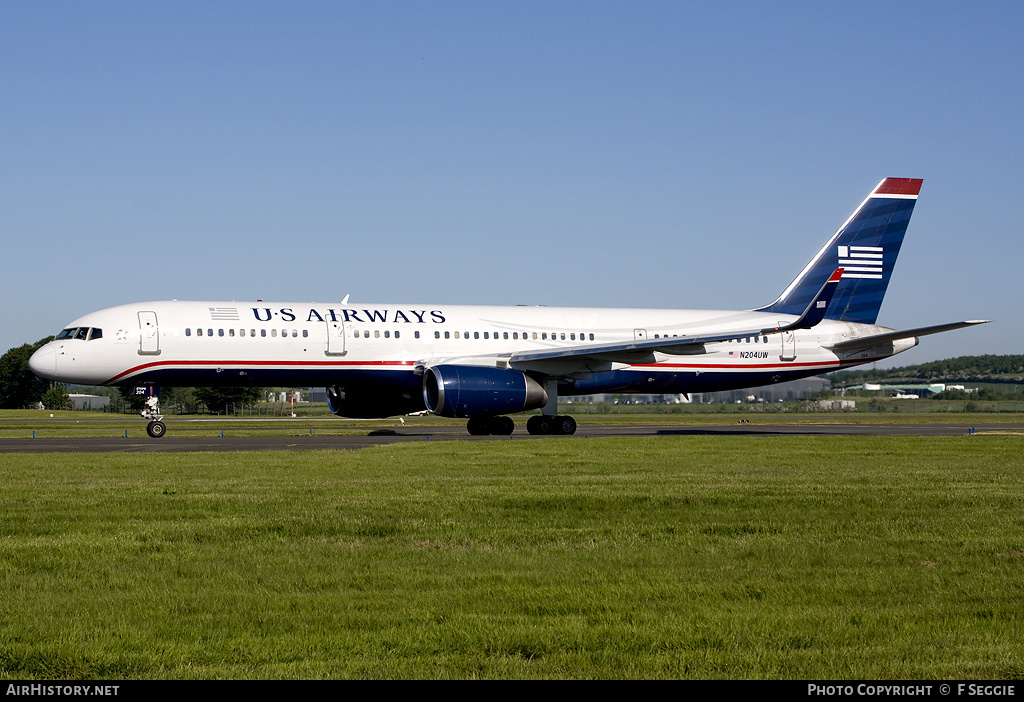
[755,177,923,325]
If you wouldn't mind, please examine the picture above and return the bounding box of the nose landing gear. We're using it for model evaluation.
[136,388,166,438]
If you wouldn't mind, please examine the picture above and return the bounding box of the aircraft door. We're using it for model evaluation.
[780,326,796,362]
[634,329,648,341]
[138,311,160,355]
[326,320,347,356]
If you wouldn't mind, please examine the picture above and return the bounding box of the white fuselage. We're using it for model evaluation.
[29,299,905,400]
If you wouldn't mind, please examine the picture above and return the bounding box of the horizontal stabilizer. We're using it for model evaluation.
[828,320,990,352]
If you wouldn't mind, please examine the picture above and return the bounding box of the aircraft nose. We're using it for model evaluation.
[28,344,56,381]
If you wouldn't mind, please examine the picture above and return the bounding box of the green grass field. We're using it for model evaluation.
[1,435,1022,679]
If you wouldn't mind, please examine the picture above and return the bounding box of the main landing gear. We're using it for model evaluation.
[464,414,578,436]
[525,378,576,435]
[526,415,577,435]
[466,415,515,436]
[460,378,578,436]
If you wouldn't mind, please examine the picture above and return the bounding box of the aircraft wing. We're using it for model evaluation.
[507,267,847,374]
[827,320,991,353]
[504,326,777,377]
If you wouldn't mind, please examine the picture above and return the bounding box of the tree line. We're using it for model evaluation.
[829,354,1024,387]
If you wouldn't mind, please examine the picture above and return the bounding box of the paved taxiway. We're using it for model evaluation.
[1,422,1019,453]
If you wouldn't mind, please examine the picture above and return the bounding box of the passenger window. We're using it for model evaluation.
[271,329,277,337]
[444,331,450,339]
[185,328,191,337]
[240,329,245,337]
[363,330,369,338]
[218,329,224,337]
[434,331,440,339]
[513,332,518,340]
[415,331,421,339]
[197,329,203,337]
[474,332,479,339]
[375,330,381,338]
[303,330,308,338]
[250,330,255,337]
[394,331,400,339]
[261,329,266,337]
[229,329,235,337]
[589,333,595,341]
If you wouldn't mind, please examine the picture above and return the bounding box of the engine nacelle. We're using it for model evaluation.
[422,365,547,418]
[326,384,424,418]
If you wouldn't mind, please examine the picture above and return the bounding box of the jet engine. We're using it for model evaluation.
[326,384,424,418]
[422,365,547,418]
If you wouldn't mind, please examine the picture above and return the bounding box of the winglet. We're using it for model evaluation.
[761,268,844,335]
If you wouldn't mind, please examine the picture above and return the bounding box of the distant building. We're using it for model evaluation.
[308,388,328,403]
[69,394,110,410]
[819,399,856,410]
[861,383,950,397]
[694,376,830,403]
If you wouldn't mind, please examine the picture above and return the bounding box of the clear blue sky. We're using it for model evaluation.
[2,1,1020,367]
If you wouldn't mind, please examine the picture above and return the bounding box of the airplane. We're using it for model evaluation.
[28,177,988,438]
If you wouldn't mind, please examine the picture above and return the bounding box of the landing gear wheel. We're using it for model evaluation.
[467,417,491,436]
[527,415,553,435]
[146,420,166,438]
[553,415,577,435]
[488,416,515,435]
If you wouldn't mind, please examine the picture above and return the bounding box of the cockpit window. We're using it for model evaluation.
[56,327,103,340]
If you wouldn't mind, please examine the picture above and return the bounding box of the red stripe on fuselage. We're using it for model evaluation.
[103,355,880,386]
[103,359,416,385]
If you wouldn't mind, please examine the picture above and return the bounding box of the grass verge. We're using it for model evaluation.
[1,435,1022,678]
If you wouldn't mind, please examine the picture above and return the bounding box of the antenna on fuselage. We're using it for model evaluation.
[341,294,350,305]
